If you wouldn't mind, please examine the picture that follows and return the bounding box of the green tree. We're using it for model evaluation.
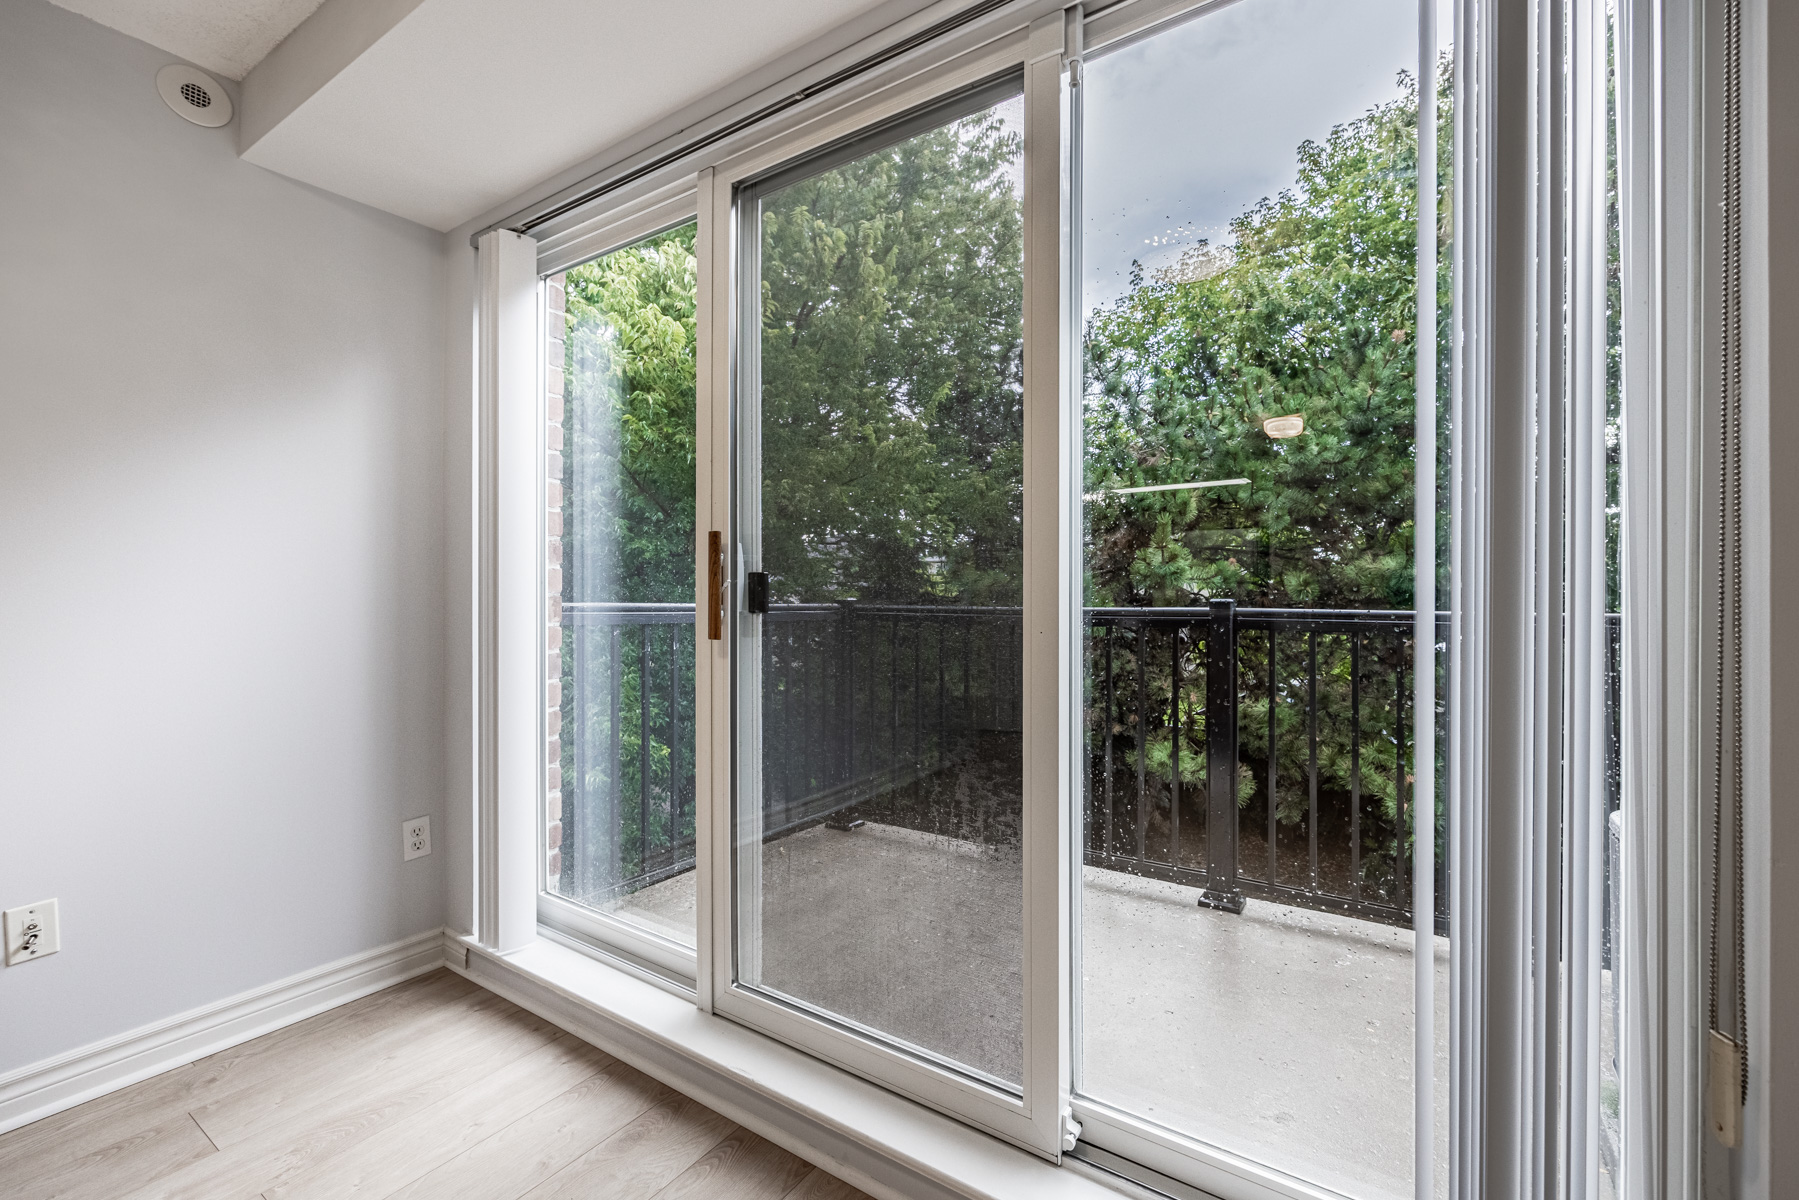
[563,223,699,605]
[758,103,1024,606]
[550,73,1463,904]
[1082,67,1453,896]
[556,224,700,899]
[1084,67,1452,613]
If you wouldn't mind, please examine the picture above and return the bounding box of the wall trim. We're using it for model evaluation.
[0,927,449,1136]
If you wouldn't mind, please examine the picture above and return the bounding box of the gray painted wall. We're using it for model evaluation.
[0,0,448,1076]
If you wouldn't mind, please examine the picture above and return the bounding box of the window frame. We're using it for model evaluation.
[533,198,705,989]
[460,0,1707,1192]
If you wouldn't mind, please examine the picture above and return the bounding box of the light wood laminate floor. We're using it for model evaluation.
[0,970,873,1200]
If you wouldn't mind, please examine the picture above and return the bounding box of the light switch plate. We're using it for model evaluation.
[5,899,59,966]
[404,817,431,861]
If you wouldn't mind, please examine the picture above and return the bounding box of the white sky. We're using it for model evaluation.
[1081,0,1434,314]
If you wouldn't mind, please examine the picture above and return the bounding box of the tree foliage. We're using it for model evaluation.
[758,103,1024,606]
[562,223,699,605]
[1084,67,1452,613]
[1079,67,1453,890]
[552,72,1463,897]
[554,225,700,899]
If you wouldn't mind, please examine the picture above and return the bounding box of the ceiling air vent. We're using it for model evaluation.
[156,65,232,128]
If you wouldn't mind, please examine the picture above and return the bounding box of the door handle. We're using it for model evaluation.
[707,531,724,640]
[745,572,769,615]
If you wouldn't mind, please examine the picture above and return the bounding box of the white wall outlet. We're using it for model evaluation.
[403,817,431,861]
[5,899,59,966]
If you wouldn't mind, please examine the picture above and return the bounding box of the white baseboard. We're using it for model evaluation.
[0,927,453,1135]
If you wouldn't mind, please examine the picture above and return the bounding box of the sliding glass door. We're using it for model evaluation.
[514,0,1646,1192]
[1072,2,1448,1196]
[730,79,1030,1090]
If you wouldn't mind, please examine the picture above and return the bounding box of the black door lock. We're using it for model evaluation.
[745,571,769,615]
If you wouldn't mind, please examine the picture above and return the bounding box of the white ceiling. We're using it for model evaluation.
[59,0,944,233]
[49,0,326,79]
[241,0,929,231]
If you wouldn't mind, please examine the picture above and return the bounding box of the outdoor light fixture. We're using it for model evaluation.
[1084,478,1250,501]
[1262,414,1304,438]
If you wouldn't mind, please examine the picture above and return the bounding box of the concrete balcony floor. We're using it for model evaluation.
[605,822,1449,1200]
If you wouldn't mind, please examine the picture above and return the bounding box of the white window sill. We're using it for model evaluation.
[445,932,1142,1200]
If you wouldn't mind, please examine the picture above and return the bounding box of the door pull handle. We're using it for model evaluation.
[707,531,724,640]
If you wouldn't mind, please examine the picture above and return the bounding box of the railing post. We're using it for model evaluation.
[1200,597,1245,913]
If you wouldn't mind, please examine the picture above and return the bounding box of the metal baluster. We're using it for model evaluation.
[1080,631,1091,853]
[1267,630,1277,881]
[913,617,922,785]
[670,623,682,855]
[640,626,651,873]
[962,623,972,752]
[608,626,622,891]
[1396,648,1408,905]
[890,617,899,777]
[847,612,857,794]
[1439,615,1451,926]
[1104,624,1116,863]
[565,623,579,899]
[827,622,836,794]
[813,624,825,801]
[1351,631,1362,901]
[942,618,957,770]
[1199,599,1243,911]
[1308,629,1319,892]
[1012,621,1020,730]
[783,625,795,816]
[1136,624,1148,861]
[995,620,1004,733]
[570,621,585,899]
[1001,619,1010,733]
[1170,623,1182,867]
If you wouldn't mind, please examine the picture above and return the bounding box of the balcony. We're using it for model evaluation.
[555,602,1621,1199]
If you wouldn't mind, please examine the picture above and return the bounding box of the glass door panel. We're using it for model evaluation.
[735,85,1027,1086]
[1075,3,1446,1196]
[550,223,699,951]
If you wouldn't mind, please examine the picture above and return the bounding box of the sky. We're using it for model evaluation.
[1081,0,1435,314]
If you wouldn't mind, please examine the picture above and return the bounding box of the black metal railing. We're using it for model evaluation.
[556,600,1623,939]
[759,604,1023,839]
[1086,601,1449,934]
[557,602,697,907]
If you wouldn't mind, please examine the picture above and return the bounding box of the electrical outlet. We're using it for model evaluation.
[403,817,431,861]
[5,899,59,966]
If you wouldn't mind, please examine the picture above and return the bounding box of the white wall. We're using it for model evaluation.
[0,0,448,1076]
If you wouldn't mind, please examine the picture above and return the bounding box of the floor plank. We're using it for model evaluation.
[0,971,874,1200]
[0,972,470,1178]
[519,1094,734,1200]
[0,1112,216,1200]
[125,1006,565,1200]
[263,1033,610,1200]
[783,1166,875,1200]
[187,978,519,1147]
[386,1060,674,1200]
[647,1126,816,1200]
